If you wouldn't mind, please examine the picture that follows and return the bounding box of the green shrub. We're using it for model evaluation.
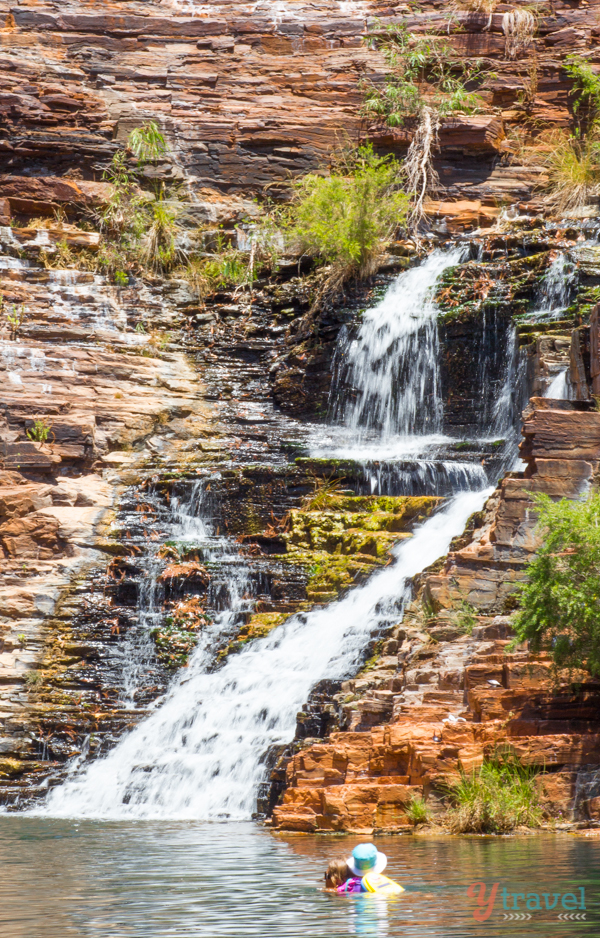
[26,418,52,443]
[289,144,407,286]
[564,56,600,130]
[362,22,485,128]
[405,793,431,826]
[514,491,600,678]
[444,754,543,834]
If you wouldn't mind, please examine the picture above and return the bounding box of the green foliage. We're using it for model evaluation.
[405,793,431,826]
[26,418,52,443]
[564,56,600,128]
[362,21,485,127]
[128,121,167,165]
[114,270,128,286]
[444,753,543,834]
[514,491,600,678]
[456,599,477,635]
[139,199,181,274]
[5,302,25,339]
[289,144,407,281]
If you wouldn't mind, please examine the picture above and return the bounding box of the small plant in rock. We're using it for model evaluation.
[16,633,27,647]
[6,303,25,339]
[514,491,600,679]
[502,9,537,60]
[140,198,182,274]
[26,418,53,443]
[147,330,171,351]
[303,474,345,511]
[128,120,167,165]
[114,270,129,286]
[443,752,543,833]
[564,56,600,133]
[24,670,43,686]
[405,793,431,826]
[456,599,478,635]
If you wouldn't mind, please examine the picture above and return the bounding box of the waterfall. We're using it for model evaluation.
[38,245,518,821]
[330,248,465,440]
[545,368,570,400]
[530,252,574,320]
[39,491,488,819]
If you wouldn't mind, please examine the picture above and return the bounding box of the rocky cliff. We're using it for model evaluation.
[272,393,600,832]
[2,0,600,819]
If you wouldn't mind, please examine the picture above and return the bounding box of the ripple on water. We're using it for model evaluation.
[0,820,598,937]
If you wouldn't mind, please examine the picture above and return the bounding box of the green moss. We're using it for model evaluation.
[283,495,441,601]
[216,611,289,662]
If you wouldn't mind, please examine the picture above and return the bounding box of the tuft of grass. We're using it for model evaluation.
[24,670,43,686]
[405,793,431,826]
[443,753,543,834]
[542,131,600,214]
[303,474,345,511]
[140,199,182,274]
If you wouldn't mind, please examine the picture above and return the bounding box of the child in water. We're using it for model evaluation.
[324,844,404,895]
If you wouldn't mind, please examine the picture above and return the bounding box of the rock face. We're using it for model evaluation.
[1,0,600,816]
[0,231,214,800]
[0,0,597,214]
[272,397,600,832]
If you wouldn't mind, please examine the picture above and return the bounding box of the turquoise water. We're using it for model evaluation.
[0,819,599,936]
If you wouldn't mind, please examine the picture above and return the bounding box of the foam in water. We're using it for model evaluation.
[40,489,490,819]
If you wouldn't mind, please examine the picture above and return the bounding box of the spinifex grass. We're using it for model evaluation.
[405,794,431,826]
[543,131,600,214]
[444,753,543,834]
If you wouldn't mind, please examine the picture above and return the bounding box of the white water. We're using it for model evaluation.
[545,367,570,400]
[331,248,464,440]
[40,246,502,820]
[529,252,574,320]
[40,488,489,819]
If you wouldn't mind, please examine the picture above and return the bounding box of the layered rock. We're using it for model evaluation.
[0,0,597,219]
[0,233,213,799]
[272,397,600,832]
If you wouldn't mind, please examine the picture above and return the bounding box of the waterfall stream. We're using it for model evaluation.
[39,246,516,820]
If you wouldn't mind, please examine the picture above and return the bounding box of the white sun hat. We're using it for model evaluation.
[346,843,388,877]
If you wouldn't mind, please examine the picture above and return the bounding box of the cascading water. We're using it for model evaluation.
[530,252,575,320]
[330,248,464,440]
[40,490,487,819]
[545,368,570,400]
[39,245,520,821]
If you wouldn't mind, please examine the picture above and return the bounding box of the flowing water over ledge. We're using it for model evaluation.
[0,819,599,937]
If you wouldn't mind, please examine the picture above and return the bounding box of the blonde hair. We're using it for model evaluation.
[324,859,351,889]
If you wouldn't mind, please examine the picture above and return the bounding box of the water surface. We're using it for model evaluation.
[1,820,598,937]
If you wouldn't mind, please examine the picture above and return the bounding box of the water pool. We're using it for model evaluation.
[1,819,598,937]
